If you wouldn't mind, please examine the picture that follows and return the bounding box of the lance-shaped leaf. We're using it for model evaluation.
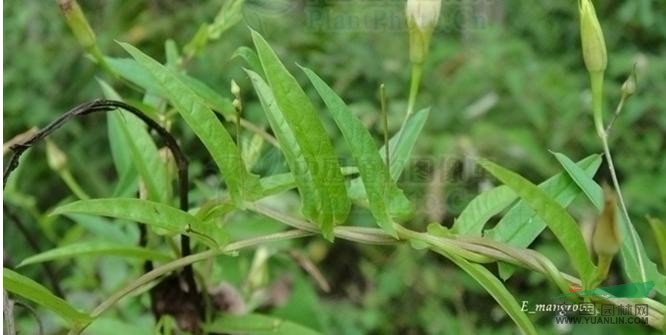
[120,42,261,204]
[426,245,537,335]
[347,107,429,217]
[618,214,666,295]
[18,242,172,267]
[99,80,170,202]
[301,66,411,237]
[551,151,603,211]
[246,69,338,239]
[451,185,517,236]
[4,268,91,328]
[479,159,597,286]
[251,31,350,239]
[52,198,193,234]
[549,154,666,294]
[485,154,601,280]
[380,107,430,181]
[205,313,322,335]
[457,155,601,239]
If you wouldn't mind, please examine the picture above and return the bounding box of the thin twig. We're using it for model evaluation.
[13,300,45,335]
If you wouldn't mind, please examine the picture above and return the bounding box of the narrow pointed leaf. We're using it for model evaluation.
[251,31,350,239]
[484,154,601,279]
[4,268,91,328]
[18,242,172,267]
[452,185,516,236]
[348,107,429,219]
[177,73,236,119]
[382,108,430,181]
[106,57,164,94]
[619,214,666,295]
[430,248,537,335]
[233,46,263,77]
[120,42,261,203]
[301,67,411,237]
[648,217,666,273]
[205,313,322,335]
[52,198,193,234]
[551,151,604,211]
[479,159,597,285]
[98,79,139,197]
[246,69,338,239]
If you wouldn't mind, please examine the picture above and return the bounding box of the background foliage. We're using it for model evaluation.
[4,0,666,334]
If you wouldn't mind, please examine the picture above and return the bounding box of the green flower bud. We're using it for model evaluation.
[231,80,241,98]
[621,69,637,97]
[579,0,607,73]
[58,0,97,50]
[46,140,68,172]
[406,0,442,64]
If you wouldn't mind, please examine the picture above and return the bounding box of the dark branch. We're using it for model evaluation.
[3,99,197,295]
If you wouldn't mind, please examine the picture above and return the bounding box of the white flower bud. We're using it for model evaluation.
[406,0,442,64]
[406,0,441,32]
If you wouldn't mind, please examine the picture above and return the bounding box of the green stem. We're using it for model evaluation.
[591,70,646,284]
[592,254,612,288]
[600,135,646,282]
[406,63,423,118]
[590,71,605,138]
[59,169,90,200]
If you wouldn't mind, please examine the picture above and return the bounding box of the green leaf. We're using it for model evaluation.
[618,214,666,295]
[484,154,601,279]
[98,79,139,197]
[301,66,411,237]
[233,46,263,77]
[177,73,235,119]
[18,242,172,267]
[648,217,666,273]
[51,198,193,235]
[4,268,91,328]
[429,248,537,335]
[106,57,164,94]
[250,31,350,239]
[108,57,236,120]
[348,107,429,217]
[382,107,430,181]
[479,159,597,286]
[204,313,322,335]
[120,42,261,204]
[551,151,604,211]
[246,69,344,240]
[258,166,359,199]
[451,185,516,236]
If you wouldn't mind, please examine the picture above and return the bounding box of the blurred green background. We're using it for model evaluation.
[4,0,666,334]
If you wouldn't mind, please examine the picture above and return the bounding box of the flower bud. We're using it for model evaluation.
[231,80,241,98]
[406,0,442,64]
[46,140,68,172]
[579,0,607,73]
[593,186,622,257]
[58,0,97,50]
[621,69,636,97]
